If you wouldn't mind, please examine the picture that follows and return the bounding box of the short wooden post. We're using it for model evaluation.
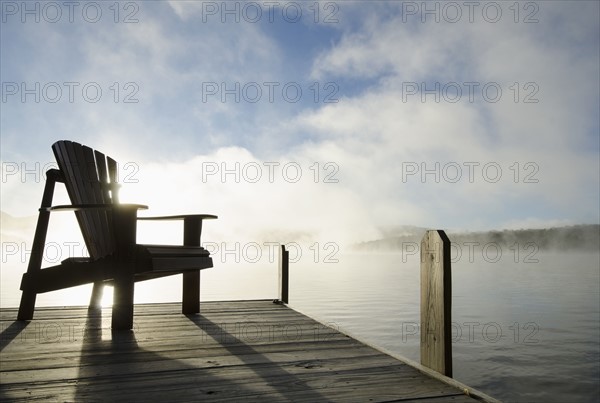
[278,245,289,304]
[420,230,452,377]
[182,217,202,314]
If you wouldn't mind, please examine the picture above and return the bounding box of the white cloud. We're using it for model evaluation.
[300,2,600,230]
[118,146,382,246]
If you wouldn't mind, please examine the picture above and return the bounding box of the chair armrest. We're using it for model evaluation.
[46,168,65,183]
[41,204,149,212]
[138,214,217,221]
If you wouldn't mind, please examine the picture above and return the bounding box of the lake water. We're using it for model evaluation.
[290,251,600,403]
[1,248,598,402]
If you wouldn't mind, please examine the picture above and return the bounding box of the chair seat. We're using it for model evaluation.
[21,243,213,294]
[135,244,212,272]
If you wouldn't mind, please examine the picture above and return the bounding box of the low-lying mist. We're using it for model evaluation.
[353,224,600,252]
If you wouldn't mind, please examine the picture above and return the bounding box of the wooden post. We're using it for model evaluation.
[420,230,452,377]
[278,245,289,304]
[182,217,202,314]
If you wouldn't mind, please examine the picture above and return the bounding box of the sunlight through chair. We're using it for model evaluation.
[17,140,217,329]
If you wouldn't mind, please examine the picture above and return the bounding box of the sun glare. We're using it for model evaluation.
[101,286,114,308]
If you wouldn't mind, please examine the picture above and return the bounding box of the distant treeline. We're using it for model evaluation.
[354,225,600,251]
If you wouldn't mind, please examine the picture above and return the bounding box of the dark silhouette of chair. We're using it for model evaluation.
[17,140,217,329]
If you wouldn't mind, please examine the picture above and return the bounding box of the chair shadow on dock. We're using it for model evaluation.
[0,321,30,352]
[187,314,329,401]
[73,309,328,401]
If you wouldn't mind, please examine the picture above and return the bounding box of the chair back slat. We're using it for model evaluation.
[52,141,118,259]
[53,141,96,257]
[82,145,114,257]
[95,150,111,202]
[107,157,119,204]
[78,145,104,257]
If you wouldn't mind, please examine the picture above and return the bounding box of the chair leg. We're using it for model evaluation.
[17,174,58,322]
[89,282,104,310]
[112,274,134,330]
[182,271,200,314]
[17,290,37,321]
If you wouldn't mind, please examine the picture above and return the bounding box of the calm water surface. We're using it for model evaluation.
[1,250,598,402]
[290,251,600,403]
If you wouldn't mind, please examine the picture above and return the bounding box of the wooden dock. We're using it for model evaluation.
[1,300,496,402]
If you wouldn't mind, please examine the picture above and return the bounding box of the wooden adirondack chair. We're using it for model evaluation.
[17,140,217,329]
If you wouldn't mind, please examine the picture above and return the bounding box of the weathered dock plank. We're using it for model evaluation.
[1,301,492,402]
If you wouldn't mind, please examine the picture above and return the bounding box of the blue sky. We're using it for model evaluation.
[1,0,599,245]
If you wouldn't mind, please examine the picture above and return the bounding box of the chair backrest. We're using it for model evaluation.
[52,140,119,260]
